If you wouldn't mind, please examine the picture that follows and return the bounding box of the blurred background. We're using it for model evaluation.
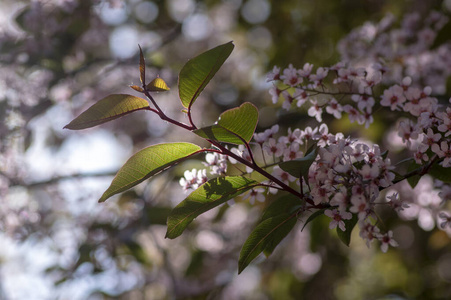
[1,0,451,299]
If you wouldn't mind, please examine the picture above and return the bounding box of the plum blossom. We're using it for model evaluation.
[204,152,228,175]
[281,64,302,86]
[307,99,323,122]
[380,85,406,111]
[266,66,280,82]
[324,209,352,231]
[263,138,285,157]
[431,141,451,167]
[325,98,342,119]
[180,169,208,192]
[242,187,266,205]
[386,192,409,212]
[377,230,398,253]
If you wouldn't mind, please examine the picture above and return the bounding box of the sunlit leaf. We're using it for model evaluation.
[194,102,258,144]
[336,213,358,246]
[146,77,170,92]
[139,45,146,85]
[64,94,150,130]
[179,41,234,108]
[166,176,259,239]
[130,85,144,93]
[238,214,297,274]
[99,143,202,202]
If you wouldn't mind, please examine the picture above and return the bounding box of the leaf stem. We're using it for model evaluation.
[143,89,195,131]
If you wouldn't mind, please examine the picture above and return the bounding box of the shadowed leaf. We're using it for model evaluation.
[336,213,358,246]
[99,143,202,202]
[64,94,150,130]
[279,145,318,181]
[238,214,297,274]
[301,208,326,231]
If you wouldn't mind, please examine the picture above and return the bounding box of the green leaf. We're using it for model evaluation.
[279,146,318,181]
[99,143,202,203]
[64,94,150,130]
[166,176,258,239]
[336,213,358,246]
[139,45,145,85]
[179,41,234,108]
[146,77,170,92]
[194,102,258,144]
[259,195,303,257]
[432,19,451,49]
[406,161,422,189]
[261,195,303,221]
[238,214,297,274]
[301,208,326,231]
[429,163,451,183]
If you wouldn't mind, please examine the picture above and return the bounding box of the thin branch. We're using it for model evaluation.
[8,171,118,188]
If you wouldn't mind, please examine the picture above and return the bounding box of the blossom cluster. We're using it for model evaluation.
[309,137,400,250]
[177,12,451,254]
[338,11,451,93]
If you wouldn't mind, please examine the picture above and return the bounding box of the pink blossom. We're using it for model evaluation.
[324,209,352,231]
[386,192,410,212]
[283,143,303,161]
[269,86,281,104]
[325,98,343,119]
[266,66,281,82]
[272,166,296,184]
[263,138,285,157]
[417,128,441,153]
[242,188,266,205]
[431,141,451,167]
[380,85,406,111]
[298,63,313,77]
[377,230,398,253]
[307,100,323,122]
[281,64,302,86]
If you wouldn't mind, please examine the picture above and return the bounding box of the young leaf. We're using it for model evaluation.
[336,213,358,246]
[166,176,259,239]
[130,85,144,93]
[146,77,170,92]
[179,41,234,109]
[99,143,202,203]
[64,94,150,130]
[139,45,145,85]
[194,102,258,144]
[278,145,318,180]
[238,214,297,274]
